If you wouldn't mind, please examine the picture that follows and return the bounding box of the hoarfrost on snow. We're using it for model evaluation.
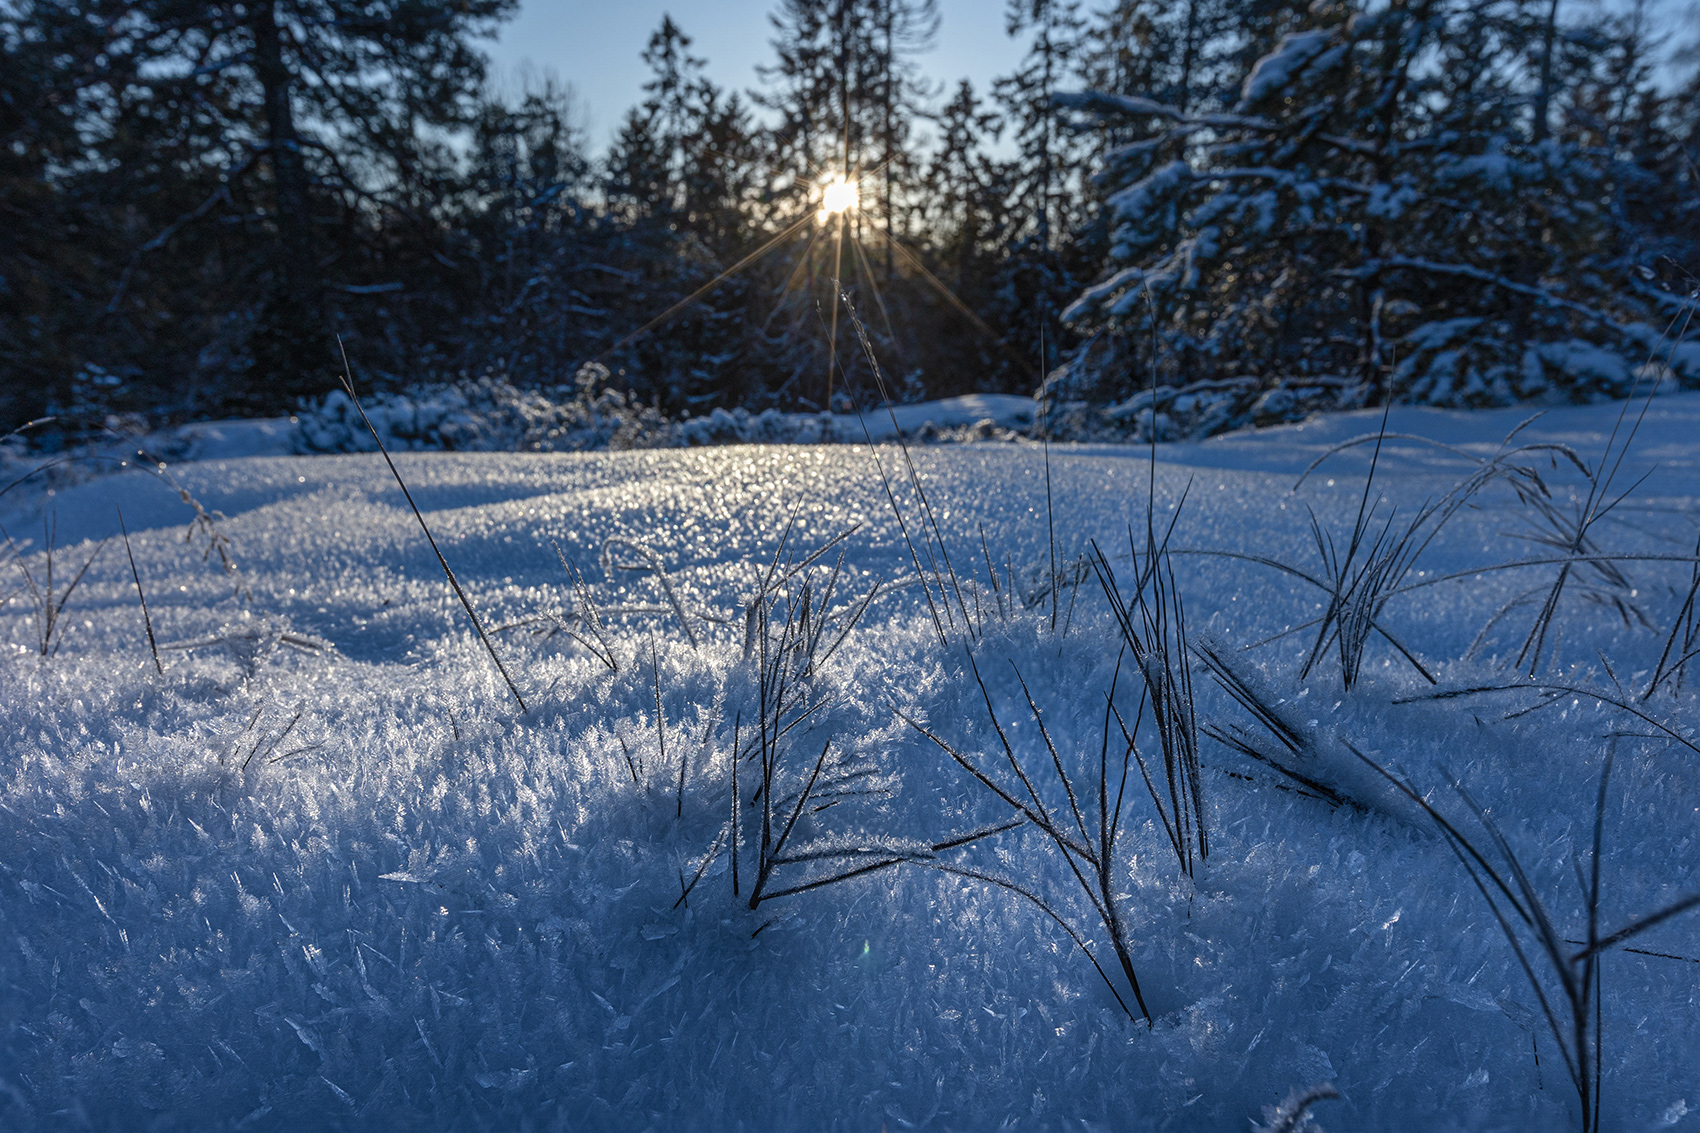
[2,394,1699,1130]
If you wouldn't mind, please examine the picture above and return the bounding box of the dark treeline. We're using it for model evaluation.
[2,0,1697,437]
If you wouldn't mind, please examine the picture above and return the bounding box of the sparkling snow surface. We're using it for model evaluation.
[3,396,1699,1130]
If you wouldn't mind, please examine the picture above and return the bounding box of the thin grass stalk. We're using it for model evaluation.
[117,507,163,675]
[1645,536,1700,699]
[335,340,525,712]
[842,294,976,638]
[747,739,833,908]
[906,663,1156,1023]
[1,513,108,658]
[1040,330,1060,633]
[1092,538,1206,873]
[553,539,617,671]
[730,711,741,897]
[1396,681,1700,757]
[1516,302,1696,673]
[832,341,949,648]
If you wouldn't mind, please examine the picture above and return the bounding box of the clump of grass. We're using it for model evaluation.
[494,539,619,672]
[672,521,908,915]
[1195,402,1635,690]
[1499,306,1700,674]
[1,435,250,604]
[1,511,109,658]
[1092,529,1207,874]
[1348,741,1700,1132]
[903,647,1165,1024]
[735,528,901,909]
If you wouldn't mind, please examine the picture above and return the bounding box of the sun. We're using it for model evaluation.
[817,175,859,224]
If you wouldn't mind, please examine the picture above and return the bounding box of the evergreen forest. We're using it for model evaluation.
[3,0,1697,440]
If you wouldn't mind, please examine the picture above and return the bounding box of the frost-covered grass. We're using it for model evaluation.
[2,395,1699,1131]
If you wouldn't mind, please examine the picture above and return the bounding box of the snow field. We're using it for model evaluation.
[2,396,1699,1130]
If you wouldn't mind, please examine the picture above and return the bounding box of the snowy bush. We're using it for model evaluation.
[294,371,1036,454]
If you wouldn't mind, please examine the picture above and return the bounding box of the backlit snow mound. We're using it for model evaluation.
[2,396,1698,1131]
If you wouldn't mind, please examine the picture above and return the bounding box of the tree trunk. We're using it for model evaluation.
[249,0,325,404]
[881,0,895,283]
[1179,0,1200,115]
[253,2,316,306]
[1533,0,1560,143]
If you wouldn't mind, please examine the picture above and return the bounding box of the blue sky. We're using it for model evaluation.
[482,1,1026,150]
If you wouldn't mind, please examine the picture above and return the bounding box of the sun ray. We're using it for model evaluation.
[870,227,1039,380]
[825,215,847,408]
[761,222,828,335]
[848,229,899,349]
[592,212,815,363]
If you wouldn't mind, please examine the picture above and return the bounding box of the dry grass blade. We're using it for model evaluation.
[1572,890,1700,963]
[336,340,526,712]
[753,820,1022,903]
[117,507,163,675]
[1644,535,1700,699]
[929,861,1138,1020]
[1395,682,1700,757]
[906,647,1158,1023]
[1192,642,1352,808]
[674,818,732,910]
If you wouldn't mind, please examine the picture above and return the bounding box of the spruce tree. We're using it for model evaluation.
[990,0,1090,377]
[1054,0,1698,426]
[602,17,763,410]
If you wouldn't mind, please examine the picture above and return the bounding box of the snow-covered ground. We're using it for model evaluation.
[2,395,1698,1130]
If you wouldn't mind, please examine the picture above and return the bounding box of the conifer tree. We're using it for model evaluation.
[602,17,764,409]
[5,0,514,420]
[989,0,1089,376]
[1054,0,1698,423]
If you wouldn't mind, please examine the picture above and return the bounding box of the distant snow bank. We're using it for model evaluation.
[286,377,1037,456]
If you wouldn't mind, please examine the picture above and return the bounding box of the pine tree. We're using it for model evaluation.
[461,75,597,387]
[1,5,103,428]
[924,80,1009,297]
